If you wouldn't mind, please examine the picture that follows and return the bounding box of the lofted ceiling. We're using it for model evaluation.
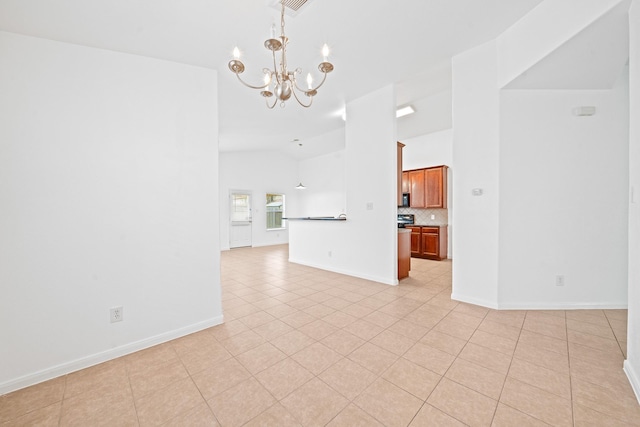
[504,0,630,90]
[0,0,545,158]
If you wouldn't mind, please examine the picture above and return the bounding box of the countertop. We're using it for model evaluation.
[284,216,346,221]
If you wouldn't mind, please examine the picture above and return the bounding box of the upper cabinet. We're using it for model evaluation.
[397,142,405,206]
[409,169,426,208]
[403,165,448,209]
[402,171,410,194]
[425,166,447,208]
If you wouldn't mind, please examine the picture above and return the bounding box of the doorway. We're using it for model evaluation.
[230,191,252,248]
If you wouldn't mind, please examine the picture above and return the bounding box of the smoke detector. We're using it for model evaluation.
[266,0,313,17]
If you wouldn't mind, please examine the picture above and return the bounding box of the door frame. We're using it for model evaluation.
[229,190,253,248]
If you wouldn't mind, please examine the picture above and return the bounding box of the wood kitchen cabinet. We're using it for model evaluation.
[421,227,442,259]
[425,166,447,208]
[408,169,425,207]
[398,229,411,279]
[407,226,421,257]
[397,142,405,206]
[402,171,410,194]
[408,225,448,260]
[403,165,448,209]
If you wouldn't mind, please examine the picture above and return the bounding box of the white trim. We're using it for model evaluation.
[451,292,627,311]
[0,315,224,395]
[497,302,628,310]
[451,293,499,309]
[288,257,398,286]
[624,360,640,405]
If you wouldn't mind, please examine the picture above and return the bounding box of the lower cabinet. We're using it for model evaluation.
[407,226,421,257]
[398,229,411,280]
[406,225,447,260]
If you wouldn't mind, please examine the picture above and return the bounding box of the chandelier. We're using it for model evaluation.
[228,0,334,109]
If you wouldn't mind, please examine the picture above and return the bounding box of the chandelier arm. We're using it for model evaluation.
[234,72,270,90]
[266,96,278,109]
[291,87,313,108]
[292,71,329,94]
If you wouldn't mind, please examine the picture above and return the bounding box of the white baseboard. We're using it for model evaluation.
[497,302,628,310]
[289,257,397,286]
[450,293,627,311]
[624,360,640,405]
[450,293,499,309]
[0,315,224,395]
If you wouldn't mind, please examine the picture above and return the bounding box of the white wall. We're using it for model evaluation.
[289,85,398,285]
[219,151,299,250]
[402,129,453,170]
[452,2,632,311]
[498,83,629,308]
[397,89,453,141]
[498,0,626,87]
[451,41,501,308]
[0,32,221,394]
[624,0,640,404]
[297,150,347,217]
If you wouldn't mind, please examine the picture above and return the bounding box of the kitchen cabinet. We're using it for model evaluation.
[403,165,448,209]
[425,166,447,208]
[398,229,411,279]
[397,142,405,207]
[409,169,425,207]
[402,171,410,194]
[407,226,421,257]
[408,225,448,260]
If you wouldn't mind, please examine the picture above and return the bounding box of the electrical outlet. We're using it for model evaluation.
[555,275,565,287]
[328,250,332,257]
[110,306,124,323]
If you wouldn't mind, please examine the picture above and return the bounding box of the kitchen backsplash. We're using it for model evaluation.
[398,207,448,225]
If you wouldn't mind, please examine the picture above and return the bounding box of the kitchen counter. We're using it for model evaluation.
[284,216,346,221]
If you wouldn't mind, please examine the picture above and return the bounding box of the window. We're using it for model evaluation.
[266,193,285,229]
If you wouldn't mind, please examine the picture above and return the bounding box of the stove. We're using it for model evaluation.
[397,214,415,228]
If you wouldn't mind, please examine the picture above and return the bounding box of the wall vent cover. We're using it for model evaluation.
[267,0,313,16]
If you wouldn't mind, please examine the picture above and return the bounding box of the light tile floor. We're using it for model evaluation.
[2,244,639,426]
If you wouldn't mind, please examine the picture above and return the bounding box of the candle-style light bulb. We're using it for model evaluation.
[233,46,240,60]
[306,73,313,90]
[322,44,330,62]
[270,23,276,39]
[264,73,271,86]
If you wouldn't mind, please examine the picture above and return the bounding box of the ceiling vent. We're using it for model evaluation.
[267,0,313,17]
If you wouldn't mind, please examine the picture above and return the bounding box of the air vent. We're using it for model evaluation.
[267,0,313,16]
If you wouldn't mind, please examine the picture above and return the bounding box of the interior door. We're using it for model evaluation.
[230,191,252,248]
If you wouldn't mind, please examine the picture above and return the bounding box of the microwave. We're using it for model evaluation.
[401,193,410,207]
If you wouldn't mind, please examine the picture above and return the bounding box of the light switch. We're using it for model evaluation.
[366,202,374,210]
[472,188,483,196]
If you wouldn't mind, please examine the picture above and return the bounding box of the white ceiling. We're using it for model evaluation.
[504,0,630,90]
[0,0,545,158]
